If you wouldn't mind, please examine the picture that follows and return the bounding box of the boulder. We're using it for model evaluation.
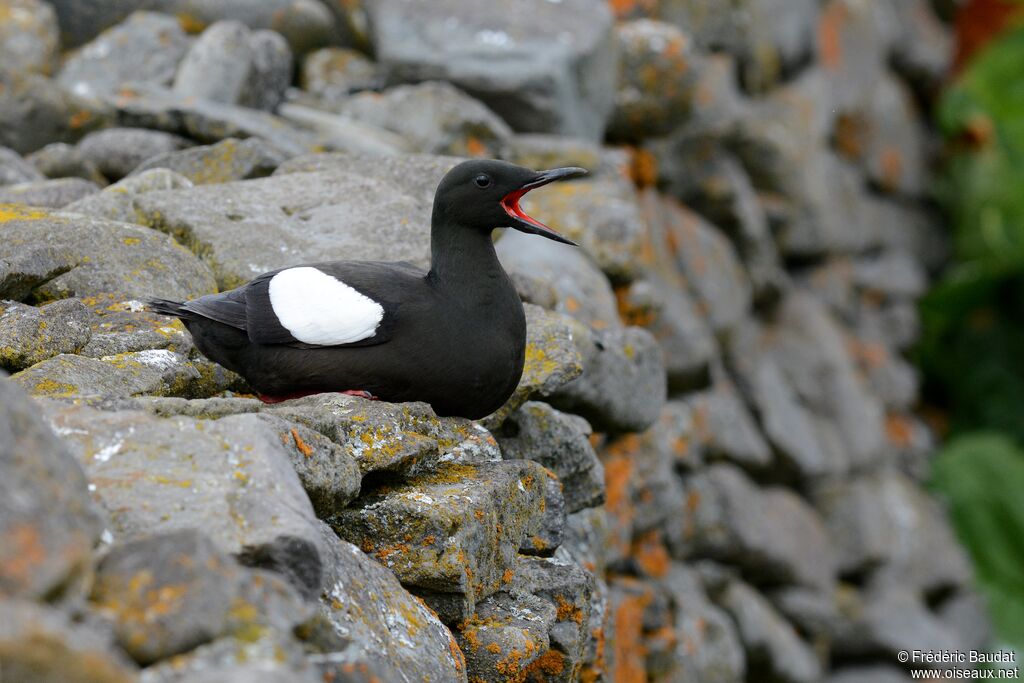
[0,298,94,370]
[0,72,111,154]
[65,169,195,224]
[300,48,381,102]
[27,142,107,185]
[76,128,193,181]
[133,137,287,185]
[0,177,100,207]
[0,145,45,185]
[0,0,59,76]
[367,0,617,140]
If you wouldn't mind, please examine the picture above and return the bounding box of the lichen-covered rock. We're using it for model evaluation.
[815,471,972,594]
[482,304,583,428]
[718,579,821,683]
[311,522,468,683]
[0,375,100,599]
[817,0,893,110]
[455,591,556,682]
[520,472,566,556]
[368,0,617,140]
[64,169,195,225]
[675,465,837,591]
[0,298,94,370]
[0,176,100,207]
[57,12,190,99]
[91,529,314,665]
[27,142,108,185]
[77,128,193,182]
[0,598,138,683]
[0,71,112,154]
[609,19,698,141]
[328,460,548,622]
[13,349,238,400]
[497,227,620,330]
[264,392,500,476]
[339,81,513,158]
[45,405,329,598]
[0,204,217,303]
[0,0,59,77]
[493,401,605,513]
[133,137,287,185]
[301,48,381,102]
[500,134,604,175]
[550,322,666,433]
[683,377,773,471]
[0,144,45,185]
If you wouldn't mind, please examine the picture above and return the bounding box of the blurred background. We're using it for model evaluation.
[1,0,1024,681]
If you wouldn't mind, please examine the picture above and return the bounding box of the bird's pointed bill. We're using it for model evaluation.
[502,167,587,245]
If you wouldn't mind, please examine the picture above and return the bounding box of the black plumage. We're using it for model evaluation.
[149,159,585,419]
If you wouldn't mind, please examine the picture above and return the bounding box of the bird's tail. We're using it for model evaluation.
[146,298,190,318]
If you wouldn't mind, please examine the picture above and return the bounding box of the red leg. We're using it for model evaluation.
[258,389,378,404]
[340,389,379,400]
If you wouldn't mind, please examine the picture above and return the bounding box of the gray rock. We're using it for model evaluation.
[675,465,837,591]
[339,81,513,158]
[173,21,254,106]
[853,249,928,300]
[0,145,45,185]
[769,585,842,640]
[368,0,617,140]
[133,137,287,184]
[0,598,137,682]
[48,0,335,54]
[46,405,329,598]
[662,565,745,683]
[301,48,381,102]
[888,0,953,90]
[0,205,216,303]
[92,528,313,664]
[550,323,666,433]
[493,401,605,513]
[65,168,195,224]
[0,0,59,76]
[815,471,972,593]
[455,590,556,682]
[77,128,193,181]
[311,523,468,683]
[520,473,567,556]
[816,0,894,111]
[244,30,292,111]
[500,134,604,175]
[78,303,196,359]
[109,83,314,157]
[0,72,112,154]
[684,375,773,471]
[27,142,107,185]
[609,19,698,141]
[496,227,619,329]
[263,391,500,476]
[0,298,93,370]
[658,0,818,92]
[328,460,548,622]
[718,580,821,683]
[937,589,992,653]
[0,177,100,207]
[0,376,100,599]
[275,101,413,156]
[57,11,190,99]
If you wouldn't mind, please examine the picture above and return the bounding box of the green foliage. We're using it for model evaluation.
[924,24,1024,650]
[932,434,1024,646]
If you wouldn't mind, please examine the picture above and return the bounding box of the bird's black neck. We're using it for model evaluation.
[428,221,507,292]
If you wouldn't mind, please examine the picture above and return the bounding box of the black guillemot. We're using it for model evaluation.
[148,159,586,419]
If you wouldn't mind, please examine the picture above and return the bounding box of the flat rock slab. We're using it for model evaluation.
[329,459,548,622]
[45,404,328,598]
[0,204,216,304]
[313,523,468,683]
[0,177,99,207]
[0,298,94,371]
[0,376,100,599]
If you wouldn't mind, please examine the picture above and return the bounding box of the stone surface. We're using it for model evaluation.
[46,405,328,598]
[339,81,513,158]
[0,298,93,370]
[77,128,193,181]
[0,71,111,154]
[65,169,195,224]
[675,465,837,591]
[550,323,667,433]
[244,29,292,111]
[0,204,216,304]
[0,598,138,682]
[0,177,100,207]
[311,522,468,683]
[27,142,108,185]
[301,47,380,102]
[520,473,567,556]
[455,589,556,682]
[684,376,773,471]
[493,401,605,513]
[0,376,100,599]
[368,0,617,140]
[0,145,45,185]
[133,137,287,184]
[0,0,59,76]
[328,460,547,622]
[57,12,191,99]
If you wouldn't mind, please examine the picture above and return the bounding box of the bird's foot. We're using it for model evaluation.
[257,390,320,404]
[340,389,378,400]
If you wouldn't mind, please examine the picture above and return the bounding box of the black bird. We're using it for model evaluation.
[148,159,586,419]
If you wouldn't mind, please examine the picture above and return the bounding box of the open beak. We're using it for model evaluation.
[501,167,588,245]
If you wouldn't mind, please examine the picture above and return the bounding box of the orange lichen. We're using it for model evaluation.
[629,148,658,188]
[502,568,514,584]
[818,1,848,70]
[885,412,915,449]
[611,585,650,683]
[631,530,670,579]
[555,595,584,624]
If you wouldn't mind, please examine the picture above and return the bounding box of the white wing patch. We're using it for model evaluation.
[268,267,384,345]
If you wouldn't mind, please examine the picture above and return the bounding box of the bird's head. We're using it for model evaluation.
[432,159,587,245]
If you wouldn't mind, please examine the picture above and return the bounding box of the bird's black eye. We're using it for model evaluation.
[473,174,492,189]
